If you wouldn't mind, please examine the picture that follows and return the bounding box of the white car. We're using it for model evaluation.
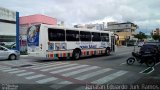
[138,42,144,47]
[0,45,20,60]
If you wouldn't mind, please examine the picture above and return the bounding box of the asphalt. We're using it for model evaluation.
[129,45,160,89]
[133,62,160,90]
[1,46,160,90]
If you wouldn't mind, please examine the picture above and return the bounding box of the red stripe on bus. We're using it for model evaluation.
[83,51,86,56]
[58,53,60,57]
[63,53,66,57]
[50,53,54,58]
[103,50,105,53]
[91,51,94,55]
[70,52,72,57]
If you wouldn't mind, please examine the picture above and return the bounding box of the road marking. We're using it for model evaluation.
[0,67,10,70]
[25,62,60,68]
[0,65,8,68]
[139,67,154,74]
[9,70,26,74]
[41,64,78,71]
[36,77,58,84]
[92,70,128,84]
[75,68,112,80]
[139,61,160,74]
[17,72,35,76]
[140,67,151,73]
[74,86,86,90]
[32,63,68,69]
[155,61,160,66]
[120,62,126,65]
[147,67,154,74]
[2,68,19,72]
[50,81,72,89]
[25,74,45,80]
[50,65,89,74]
[62,66,99,77]
[2,61,32,67]
[117,52,130,56]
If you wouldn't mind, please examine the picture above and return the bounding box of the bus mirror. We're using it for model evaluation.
[40,44,42,49]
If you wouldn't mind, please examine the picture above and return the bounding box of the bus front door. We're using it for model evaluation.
[111,36,115,52]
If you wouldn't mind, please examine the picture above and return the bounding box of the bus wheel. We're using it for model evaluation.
[105,48,110,56]
[72,50,80,60]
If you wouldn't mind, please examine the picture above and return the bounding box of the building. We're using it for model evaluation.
[151,28,160,35]
[74,23,105,30]
[106,22,138,46]
[19,14,57,54]
[0,7,19,49]
[20,14,57,26]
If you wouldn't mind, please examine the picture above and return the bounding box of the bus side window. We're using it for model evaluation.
[80,31,91,41]
[66,30,79,41]
[92,32,101,41]
[48,28,65,41]
[101,33,109,42]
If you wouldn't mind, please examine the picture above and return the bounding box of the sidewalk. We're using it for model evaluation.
[20,55,28,57]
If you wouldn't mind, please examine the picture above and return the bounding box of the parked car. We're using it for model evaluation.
[0,45,20,60]
[127,40,137,46]
[145,42,160,49]
[139,44,160,62]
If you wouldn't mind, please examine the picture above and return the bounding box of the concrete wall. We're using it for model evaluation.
[0,7,17,42]
[0,22,16,36]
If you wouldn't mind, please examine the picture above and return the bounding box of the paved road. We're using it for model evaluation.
[0,46,159,90]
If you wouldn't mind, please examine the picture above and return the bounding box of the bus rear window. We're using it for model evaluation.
[101,33,109,42]
[48,28,65,41]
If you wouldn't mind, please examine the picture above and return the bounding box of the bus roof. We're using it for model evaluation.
[40,24,111,33]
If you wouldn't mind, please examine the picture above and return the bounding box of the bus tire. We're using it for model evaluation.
[105,48,110,56]
[72,50,80,60]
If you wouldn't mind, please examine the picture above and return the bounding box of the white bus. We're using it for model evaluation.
[27,24,116,60]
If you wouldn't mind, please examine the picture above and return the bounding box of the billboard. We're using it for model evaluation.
[0,7,19,50]
[0,7,16,21]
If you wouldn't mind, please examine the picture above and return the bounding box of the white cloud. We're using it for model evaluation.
[0,0,160,33]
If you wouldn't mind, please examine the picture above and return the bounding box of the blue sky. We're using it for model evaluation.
[0,0,160,34]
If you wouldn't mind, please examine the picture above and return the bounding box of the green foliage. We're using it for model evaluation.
[152,34,160,40]
[134,32,147,40]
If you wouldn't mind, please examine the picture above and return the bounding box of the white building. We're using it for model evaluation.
[0,7,18,48]
[105,22,138,45]
[74,23,105,30]
[107,22,137,32]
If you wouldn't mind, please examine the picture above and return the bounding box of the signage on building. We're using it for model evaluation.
[0,7,16,21]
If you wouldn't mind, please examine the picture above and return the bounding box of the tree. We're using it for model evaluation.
[152,34,160,40]
[134,32,147,40]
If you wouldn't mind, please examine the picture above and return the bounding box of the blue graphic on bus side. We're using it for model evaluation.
[27,25,40,46]
[48,43,54,51]
[80,45,97,49]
